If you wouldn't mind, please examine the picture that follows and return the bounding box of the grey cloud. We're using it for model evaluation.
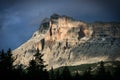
[0,0,120,50]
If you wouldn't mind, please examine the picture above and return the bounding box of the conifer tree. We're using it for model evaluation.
[27,48,49,80]
[74,71,81,80]
[83,67,92,80]
[0,48,14,79]
[96,61,107,80]
[49,67,55,80]
[113,65,120,80]
[55,69,60,80]
[6,48,13,70]
[61,66,72,80]
[0,49,5,77]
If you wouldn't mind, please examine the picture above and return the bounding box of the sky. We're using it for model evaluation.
[0,0,120,50]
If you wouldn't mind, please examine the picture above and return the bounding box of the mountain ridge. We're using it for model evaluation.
[12,14,120,69]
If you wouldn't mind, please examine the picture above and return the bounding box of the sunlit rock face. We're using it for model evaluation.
[13,14,120,69]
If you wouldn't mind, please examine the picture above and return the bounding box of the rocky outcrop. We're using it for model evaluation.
[12,14,120,69]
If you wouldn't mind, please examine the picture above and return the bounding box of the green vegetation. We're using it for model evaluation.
[0,48,120,80]
[54,61,120,75]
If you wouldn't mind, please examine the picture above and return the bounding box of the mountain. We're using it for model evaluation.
[12,14,120,69]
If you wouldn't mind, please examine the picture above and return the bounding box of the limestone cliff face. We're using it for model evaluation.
[13,14,120,69]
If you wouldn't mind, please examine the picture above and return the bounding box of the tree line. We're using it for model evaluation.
[0,48,120,80]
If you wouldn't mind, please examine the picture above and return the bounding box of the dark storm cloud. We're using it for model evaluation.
[0,0,120,50]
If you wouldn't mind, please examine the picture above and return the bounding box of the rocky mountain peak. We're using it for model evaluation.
[13,14,120,69]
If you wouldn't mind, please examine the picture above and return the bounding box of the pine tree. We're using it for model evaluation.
[97,61,105,74]
[6,48,13,70]
[55,69,60,80]
[0,49,5,70]
[27,60,38,80]
[96,61,107,80]
[0,48,14,79]
[0,49,5,78]
[34,49,46,70]
[83,67,92,80]
[27,48,49,80]
[49,67,55,80]
[61,66,72,80]
[0,49,5,60]
[13,64,26,80]
[113,65,120,80]
[74,71,81,80]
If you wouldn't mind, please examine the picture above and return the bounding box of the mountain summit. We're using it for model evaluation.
[13,14,120,69]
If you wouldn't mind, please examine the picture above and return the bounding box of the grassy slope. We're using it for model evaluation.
[53,61,120,75]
